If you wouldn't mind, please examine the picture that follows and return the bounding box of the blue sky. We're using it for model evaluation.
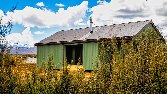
[0,0,167,47]
[0,0,107,12]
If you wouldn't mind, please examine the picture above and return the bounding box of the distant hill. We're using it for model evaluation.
[10,47,37,55]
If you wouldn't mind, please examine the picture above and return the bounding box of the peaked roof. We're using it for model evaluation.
[35,20,153,46]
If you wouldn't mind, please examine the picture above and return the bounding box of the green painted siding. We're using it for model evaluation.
[37,43,99,70]
[83,42,98,70]
[37,45,64,69]
[37,46,48,67]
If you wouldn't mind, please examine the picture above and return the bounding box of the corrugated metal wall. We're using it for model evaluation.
[37,43,98,70]
[37,45,64,69]
[83,42,98,70]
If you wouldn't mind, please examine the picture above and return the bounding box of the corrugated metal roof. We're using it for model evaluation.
[36,20,152,45]
[39,27,90,44]
[87,20,151,39]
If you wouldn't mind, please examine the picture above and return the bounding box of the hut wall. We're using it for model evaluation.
[37,45,64,69]
[83,42,98,70]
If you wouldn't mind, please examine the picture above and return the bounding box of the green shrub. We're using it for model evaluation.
[1,28,167,94]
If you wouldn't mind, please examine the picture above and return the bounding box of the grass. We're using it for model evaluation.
[11,63,92,81]
[1,28,167,93]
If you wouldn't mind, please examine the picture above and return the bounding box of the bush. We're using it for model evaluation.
[110,29,167,93]
[1,28,167,94]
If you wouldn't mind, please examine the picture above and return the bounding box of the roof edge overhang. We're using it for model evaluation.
[35,39,98,46]
[35,37,134,46]
[85,39,98,42]
[34,43,44,46]
[72,40,84,43]
[46,42,59,45]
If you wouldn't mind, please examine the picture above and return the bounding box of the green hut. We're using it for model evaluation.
[35,20,163,70]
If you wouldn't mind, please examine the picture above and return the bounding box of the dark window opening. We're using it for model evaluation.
[117,41,121,51]
[66,45,73,64]
[75,44,83,64]
[66,44,83,65]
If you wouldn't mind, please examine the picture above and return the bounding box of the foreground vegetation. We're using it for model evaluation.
[1,29,167,94]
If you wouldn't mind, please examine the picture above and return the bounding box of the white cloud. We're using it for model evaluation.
[55,3,65,7]
[0,10,11,25]
[36,2,45,7]
[0,10,4,17]
[97,0,108,5]
[3,0,167,46]
[34,31,44,35]
[5,1,88,28]
[90,0,149,25]
[0,1,88,47]
[6,27,37,47]
[74,19,86,26]
[90,0,165,24]
[90,0,167,35]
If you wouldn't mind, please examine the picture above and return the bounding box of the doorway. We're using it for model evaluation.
[66,44,83,65]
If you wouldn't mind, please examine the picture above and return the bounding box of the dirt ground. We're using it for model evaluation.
[11,63,92,80]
